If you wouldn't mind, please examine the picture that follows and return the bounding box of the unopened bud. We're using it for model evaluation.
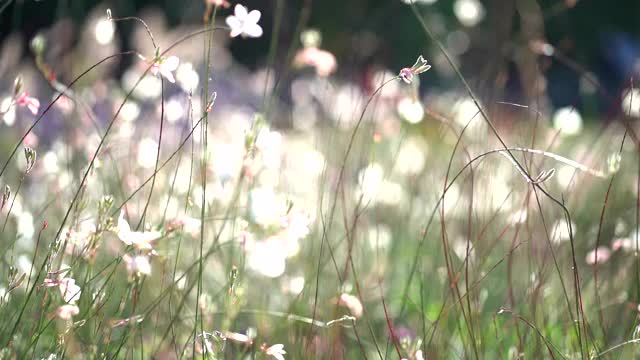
[30,34,46,56]
[24,146,37,174]
[2,185,10,209]
[13,77,23,98]
[205,92,217,113]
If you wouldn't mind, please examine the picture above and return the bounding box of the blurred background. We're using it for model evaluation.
[2,0,640,123]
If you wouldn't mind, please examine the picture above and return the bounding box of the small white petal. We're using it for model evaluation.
[244,23,263,38]
[234,4,248,19]
[246,9,261,23]
[226,15,241,29]
[161,68,176,83]
[163,56,179,71]
[118,211,132,234]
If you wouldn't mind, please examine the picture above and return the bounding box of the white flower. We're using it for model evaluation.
[265,344,286,360]
[226,4,263,38]
[117,211,161,251]
[59,278,81,304]
[123,254,152,276]
[150,55,180,83]
[552,106,582,135]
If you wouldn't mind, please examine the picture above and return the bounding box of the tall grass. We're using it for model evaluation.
[0,1,638,359]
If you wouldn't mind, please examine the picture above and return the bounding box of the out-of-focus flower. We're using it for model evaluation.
[280,211,311,242]
[612,237,633,252]
[123,254,152,276]
[338,293,363,318]
[16,92,40,115]
[226,4,263,38]
[167,213,201,236]
[399,55,431,84]
[225,331,253,345]
[56,304,80,320]
[622,89,640,118]
[293,47,337,77]
[247,239,287,278]
[210,0,230,8]
[453,0,486,27]
[585,246,612,265]
[59,278,81,304]
[552,107,582,135]
[264,344,286,360]
[117,211,161,251]
[397,97,425,124]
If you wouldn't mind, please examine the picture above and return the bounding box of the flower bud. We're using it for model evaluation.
[24,146,37,174]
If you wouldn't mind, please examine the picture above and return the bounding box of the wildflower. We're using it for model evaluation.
[56,304,80,320]
[552,106,582,135]
[612,238,633,252]
[59,278,81,304]
[15,91,40,115]
[585,246,612,265]
[226,4,263,38]
[123,254,152,276]
[225,331,253,345]
[140,53,180,83]
[264,344,286,360]
[209,0,230,8]
[293,47,337,77]
[398,55,431,84]
[337,293,363,318]
[166,213,201,236]
[151,55,179,83]
[117,211,161,251]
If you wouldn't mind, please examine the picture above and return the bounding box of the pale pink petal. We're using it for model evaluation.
[56,304,80,320]
[234,4,248,19]
[244,23,263,38]
[246,9,261,23]
[162,56,179,71]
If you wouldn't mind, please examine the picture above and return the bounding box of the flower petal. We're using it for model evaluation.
[118,211,132,234]
[246,9,261,23]
[226,15,240,29]
[161,68,176,83]
[234,4,247,19]
[244,23,263,38]
[162,56,179,71]
[229,27,243,38]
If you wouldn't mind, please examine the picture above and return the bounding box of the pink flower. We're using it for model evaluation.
[399,55,431,84]
[612,238,633,252]
[56,304,80,320]
[16,91,40,115]
[585,246,612,265]
[264,344,286,360]
[210,0,230,7]
[148,56,180,83]
[338,293,363,318]
[293,47,337,77]
[226,4,263,38]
